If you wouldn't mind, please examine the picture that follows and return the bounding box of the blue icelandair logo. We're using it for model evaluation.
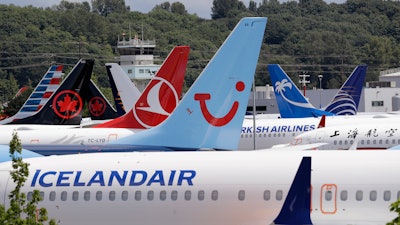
[242,124,316,133]
[31,170,196,187]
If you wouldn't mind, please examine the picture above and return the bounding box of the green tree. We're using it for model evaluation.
[0,132,57,225]
[92,0,129,16]
[388,200,400,225]
[211,0,246,19]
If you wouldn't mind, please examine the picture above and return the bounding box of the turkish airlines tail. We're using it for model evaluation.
[109,17,267,150]
[0,64,63,125]
[8,59,94,125]
[94,46,190,129]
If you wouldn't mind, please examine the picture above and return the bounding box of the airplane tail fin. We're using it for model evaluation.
[105,63,142,115]
[8,59,94,125]
[87,80,120,120]
[110,17,267,150]
[317,114,326,128]
[324,65,367,115]
[268,64,334,118]
[95,46,190,128]
[272,156,312,225]
[0,64,63,124]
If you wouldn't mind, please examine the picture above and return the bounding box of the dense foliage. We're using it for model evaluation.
[1,0,400,113]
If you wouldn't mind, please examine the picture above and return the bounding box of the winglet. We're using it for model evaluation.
[324,65,367,115]
[317,115,326,128]
[95,46,190,128]
[268,64,334,118]
[8,59,94,125]
[110,17,267,150]
[272,156,312,225]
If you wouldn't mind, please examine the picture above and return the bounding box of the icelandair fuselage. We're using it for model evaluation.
[0,150,397,225]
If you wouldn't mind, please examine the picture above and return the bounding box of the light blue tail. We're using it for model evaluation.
[324,65,367,115]
[110,17,267,150]
[268,64,334,118]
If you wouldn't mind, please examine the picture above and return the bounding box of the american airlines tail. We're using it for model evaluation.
[86,80,120,121]
[109,18,267,150]
[324,65,367,115]
[8,59,94,125]
[94,46,190,129]
[0,64,64,125]
[268,64,335,118]
[105,63,142,115]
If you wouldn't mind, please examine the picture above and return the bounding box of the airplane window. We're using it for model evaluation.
[325,190,332,201]
[198,190,205,201]
[344,140,348,145]
[268,134,271,137]
[211,190,218,201]
[72,191,79,201]
[350,140,354,145]
[160,190,167,201]
[185,190,191,201]
[369,191,377,201]
[276,190,283,201]
[135,191,141,201]
[274,134,276,137]
[283,133,286,137]
[361,140,364,144]
[379,140,382,144]
[240,134,243,138]
[61,191,67,201]
[245,134,248,138]
[27,192,33,201]
[356,190,363,201]
[96,191,102,201]
[109,191,116,201]
[263,190,271,201]
[40,191,44,199]
[392,139,396,144]
[339,140,342,145]
[398,140,400,144]
[238,190,245,201]
[263,134,267,137]
[367,140,370,144]
[386,139,389,144]
[397,191,400,200]
[334,140,337,145]
[259,134,262,138]
[373,140,376,144]
[340,190,348,201]
[171,190,178,201]
[384,190,391,201]
[84,191,90,201]
[49,191,56,201]
[278,133,281,137]
[122,191,128,201]
[147,191,154,201]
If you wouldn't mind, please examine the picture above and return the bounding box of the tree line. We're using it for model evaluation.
[1,0,400,115]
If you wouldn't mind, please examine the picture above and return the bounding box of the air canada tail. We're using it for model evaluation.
[268,64,334,118]
[87,80,120,120]
[95,46,190,128]
[0,64,63,125]
[8,59,94,125]
[109,17,267,150]
[106,63,142,115]
[272,156,312,225]
[324,65,367,115]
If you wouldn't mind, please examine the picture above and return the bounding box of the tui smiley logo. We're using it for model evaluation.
[194,81,245,127]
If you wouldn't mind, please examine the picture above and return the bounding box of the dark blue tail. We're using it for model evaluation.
[324,65,367,115]
[87,80,120,120]
[273,156,312,225]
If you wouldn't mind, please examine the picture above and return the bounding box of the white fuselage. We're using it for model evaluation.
[0,150,397,225]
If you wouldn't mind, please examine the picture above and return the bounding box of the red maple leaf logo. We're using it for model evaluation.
[91,99,104,113]
[57,94,78,113]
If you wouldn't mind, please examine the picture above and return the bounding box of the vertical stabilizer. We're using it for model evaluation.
[273,156,312,225]
[0,65,63,124]
[87,80,120,120]
[110,17,267,150]
[9,59,94,125]
[268,64,334,118]
[95,46,190,128]
[324,65,367,115]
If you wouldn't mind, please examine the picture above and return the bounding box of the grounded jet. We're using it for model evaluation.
[291,115,400,150]
[0,17,266,155]
[269,64,367,118]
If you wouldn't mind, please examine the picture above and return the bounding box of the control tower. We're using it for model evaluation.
[116,33,160,91]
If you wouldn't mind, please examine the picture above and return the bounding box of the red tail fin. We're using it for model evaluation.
[94,46,190,128]
[317,114,326,128]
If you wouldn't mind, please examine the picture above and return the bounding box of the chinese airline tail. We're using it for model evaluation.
[268,64,367,118]
[324,65,367,115]
[0,64,63,125]
[110,17,267,150]
[269,64,334,118]
[106,63,141,115]
[94,46,190,129]
[7,59,94,125]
